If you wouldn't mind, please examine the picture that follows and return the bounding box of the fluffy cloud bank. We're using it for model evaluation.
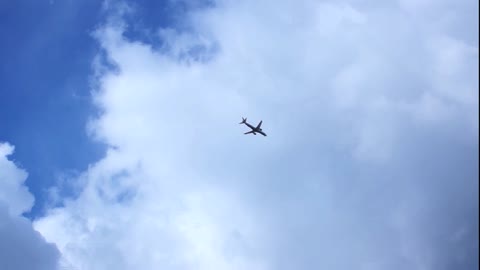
[0,143,60,270]
[35,0,478,269]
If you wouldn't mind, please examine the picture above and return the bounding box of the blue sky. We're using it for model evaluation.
[0,0,478,269]
[0,0,105,217]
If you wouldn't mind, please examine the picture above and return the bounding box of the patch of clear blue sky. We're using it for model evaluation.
[0,0,212,218]
[0,0,105,218]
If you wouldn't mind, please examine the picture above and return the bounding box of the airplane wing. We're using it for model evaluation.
[244,131,255,135]
[256,120,263,129]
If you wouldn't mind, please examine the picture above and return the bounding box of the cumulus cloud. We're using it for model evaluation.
[0,142,60,270]
[35,0,478,269]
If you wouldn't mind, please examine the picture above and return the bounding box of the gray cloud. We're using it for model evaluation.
[0,205,60,270]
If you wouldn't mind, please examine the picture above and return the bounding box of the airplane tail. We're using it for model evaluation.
[239,117,247,124]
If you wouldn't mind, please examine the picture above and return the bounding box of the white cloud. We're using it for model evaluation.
[0,142,60,270]
[34,0,478,269]
[0,143,33,216]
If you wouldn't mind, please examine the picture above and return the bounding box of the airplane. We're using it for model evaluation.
[239,117,267,136]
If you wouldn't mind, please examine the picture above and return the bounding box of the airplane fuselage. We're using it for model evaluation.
[244,123,256,130]
[256,130,267,136]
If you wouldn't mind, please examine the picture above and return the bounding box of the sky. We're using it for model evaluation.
[0,0,478,269]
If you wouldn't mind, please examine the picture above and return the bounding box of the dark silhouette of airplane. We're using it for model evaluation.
[239,117,267,136]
